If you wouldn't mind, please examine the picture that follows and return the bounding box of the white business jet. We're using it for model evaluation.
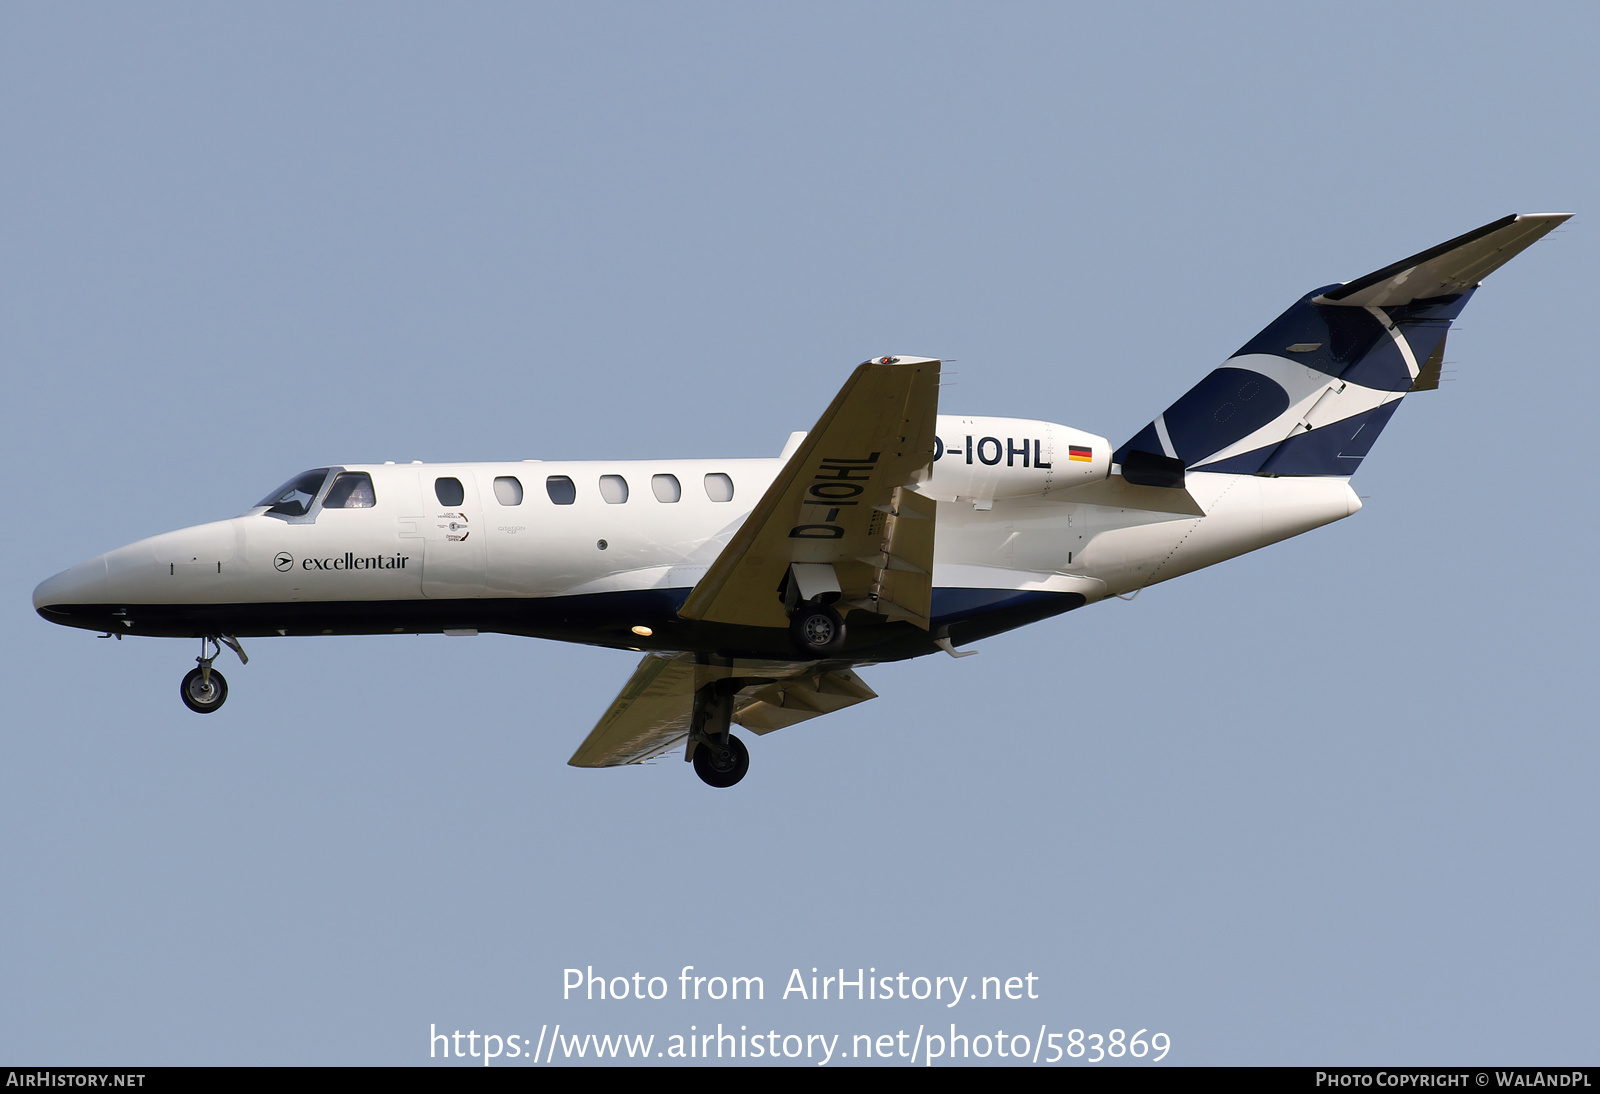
[34,214,1567,786]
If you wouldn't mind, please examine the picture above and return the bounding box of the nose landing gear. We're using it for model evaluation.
[180,665,227,713]
[179,635,247,714]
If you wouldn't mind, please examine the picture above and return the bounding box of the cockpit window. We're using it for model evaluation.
[257,469,331,517]
[323,472,376,509]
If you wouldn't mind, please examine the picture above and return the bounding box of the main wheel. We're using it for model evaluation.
[789,603,846,656]
[180,667,228,714]
[692,735,749,788]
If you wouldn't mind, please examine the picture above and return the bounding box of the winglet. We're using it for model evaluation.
[1314,212,1570,308]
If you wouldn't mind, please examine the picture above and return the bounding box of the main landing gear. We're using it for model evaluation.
[686,680,749,788]
[788,601,846,657]
[179,635,247,714]
[781,565,848,658]
[693,734,749,789]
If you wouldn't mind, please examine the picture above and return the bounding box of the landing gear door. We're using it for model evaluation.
[418,471,487,598]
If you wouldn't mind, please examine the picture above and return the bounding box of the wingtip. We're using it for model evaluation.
[1512,211,1574,230]
[860,355,942,367]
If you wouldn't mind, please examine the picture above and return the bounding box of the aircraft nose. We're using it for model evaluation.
[33,557,109,617]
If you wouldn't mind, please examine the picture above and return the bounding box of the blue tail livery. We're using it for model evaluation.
[1113,213,1569,479]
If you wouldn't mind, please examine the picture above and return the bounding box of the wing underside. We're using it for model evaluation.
[568,654,877,768]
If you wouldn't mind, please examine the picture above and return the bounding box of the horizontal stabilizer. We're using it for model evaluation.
[1315,213,1569,308]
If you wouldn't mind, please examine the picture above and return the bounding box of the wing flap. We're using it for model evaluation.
[734,669,878,734]
[678,357,941,630]
[839,485,936,625]
[568,655,878,767]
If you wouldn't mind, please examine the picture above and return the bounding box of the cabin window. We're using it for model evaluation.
[493,476,524,505]
[546,475,577,505]
[703,473,734,502]
[599,475,629,504]
[434,477,465,507]
[651,474,681,503]
[257,469,331,517]
[323,472,376,509]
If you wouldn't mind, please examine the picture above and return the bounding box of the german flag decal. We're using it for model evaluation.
[1068,445,1093,462]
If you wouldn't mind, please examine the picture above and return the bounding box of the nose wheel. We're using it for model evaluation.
[179,635,246,714]
[180,666,228,713]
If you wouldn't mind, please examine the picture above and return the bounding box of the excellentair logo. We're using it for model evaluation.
[299,552,411,571]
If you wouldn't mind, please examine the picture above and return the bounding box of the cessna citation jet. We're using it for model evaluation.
[34,213,1567,786]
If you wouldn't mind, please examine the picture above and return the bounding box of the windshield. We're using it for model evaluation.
[257,469,331,517]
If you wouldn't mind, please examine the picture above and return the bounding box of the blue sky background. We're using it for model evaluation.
[4,2,1596,1066]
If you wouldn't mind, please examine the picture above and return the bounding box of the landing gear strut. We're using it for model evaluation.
[180,635,246,715]
[686,680,749,788]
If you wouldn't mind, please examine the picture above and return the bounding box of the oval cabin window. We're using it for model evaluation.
[434,477,465,507]
[494,476,524,505]
[651,474,681,503]
[546,476,577,505]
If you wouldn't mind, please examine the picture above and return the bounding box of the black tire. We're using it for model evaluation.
[180,667,228,714]
[692,735,749,788]
[789,603,846,657]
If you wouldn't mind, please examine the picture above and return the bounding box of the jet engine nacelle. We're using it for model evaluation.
[924,415,1110,502]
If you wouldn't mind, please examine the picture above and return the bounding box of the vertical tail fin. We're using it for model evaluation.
[1113,213,1569,477]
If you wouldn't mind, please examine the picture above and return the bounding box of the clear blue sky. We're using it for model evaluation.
[4,1,1596,1066]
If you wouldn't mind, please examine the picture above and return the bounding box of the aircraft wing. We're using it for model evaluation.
[678,356,941,630]
[567,654,878,768]
[567,655,700,768]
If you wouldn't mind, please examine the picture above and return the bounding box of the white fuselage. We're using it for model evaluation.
[33,414,1358,653]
